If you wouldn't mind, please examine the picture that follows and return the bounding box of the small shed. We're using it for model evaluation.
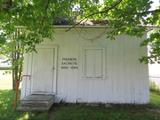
[20,25,149,107]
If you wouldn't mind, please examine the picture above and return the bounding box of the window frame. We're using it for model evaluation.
[81,47,105,80]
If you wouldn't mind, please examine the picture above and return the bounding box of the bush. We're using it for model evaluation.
[150,80,160,92]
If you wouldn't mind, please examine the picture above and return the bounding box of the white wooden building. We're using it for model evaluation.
[21,26,149,104]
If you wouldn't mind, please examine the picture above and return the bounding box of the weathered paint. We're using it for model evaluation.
[21,26,149,104]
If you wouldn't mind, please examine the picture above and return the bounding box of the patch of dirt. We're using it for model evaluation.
[48,104,56,120]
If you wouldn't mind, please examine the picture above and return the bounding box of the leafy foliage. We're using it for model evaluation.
[141,29,160,63]
[0,0,159,45]
[0,0,160,73]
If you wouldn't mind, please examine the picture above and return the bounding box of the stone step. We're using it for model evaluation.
[20,101,53,107]
[17,106,51,111]
[17,94,55,111]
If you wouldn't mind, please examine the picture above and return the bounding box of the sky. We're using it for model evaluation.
[151,0,159,10]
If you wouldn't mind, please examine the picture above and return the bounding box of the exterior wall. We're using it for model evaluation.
[21,27,149,104]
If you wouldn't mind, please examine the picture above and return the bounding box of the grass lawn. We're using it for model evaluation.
[0,90,160,120]
[0,90,48,120]
[150,91,160,107]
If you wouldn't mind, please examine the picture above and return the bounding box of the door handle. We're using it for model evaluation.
[53,66,55,70]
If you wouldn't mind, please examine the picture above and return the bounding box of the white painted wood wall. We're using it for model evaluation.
[21,26,149,104]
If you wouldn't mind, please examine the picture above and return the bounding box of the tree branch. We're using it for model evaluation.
[0,0,12,11]
[41,0,50,25]
[66,0,123,31]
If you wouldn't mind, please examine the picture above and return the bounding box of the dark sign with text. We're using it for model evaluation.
[61,58,78,69]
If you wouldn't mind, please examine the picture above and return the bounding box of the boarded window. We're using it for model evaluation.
[83,48,105,79]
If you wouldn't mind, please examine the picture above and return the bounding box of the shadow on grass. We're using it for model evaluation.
[52,104,160,120]
[1,90,160,120]
[0,90,48,120]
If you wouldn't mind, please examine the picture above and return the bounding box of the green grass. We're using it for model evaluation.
[0,90,48,120]
[0,90,160,120]
[150,91,160,107]
[53,105,160,120]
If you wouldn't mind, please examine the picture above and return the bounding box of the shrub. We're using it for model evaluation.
[150,80,160,92]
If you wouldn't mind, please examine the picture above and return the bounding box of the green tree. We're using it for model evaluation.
[0,0,160,106]
[1,0,159,62]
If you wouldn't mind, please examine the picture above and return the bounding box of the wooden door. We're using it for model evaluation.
[31,47,57,94]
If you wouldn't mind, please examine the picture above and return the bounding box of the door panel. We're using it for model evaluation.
[31,48,55,94]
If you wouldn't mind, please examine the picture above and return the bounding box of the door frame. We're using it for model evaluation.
[30,44,58,94]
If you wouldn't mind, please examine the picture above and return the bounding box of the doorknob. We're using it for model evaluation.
[53,66,55,70]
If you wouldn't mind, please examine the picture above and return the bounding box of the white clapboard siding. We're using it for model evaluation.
[31,48,54,93]
[21,26,149,103]
[21,53,32,98]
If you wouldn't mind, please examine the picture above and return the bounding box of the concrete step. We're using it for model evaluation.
[17,94,55,111]
[17,105,51,111]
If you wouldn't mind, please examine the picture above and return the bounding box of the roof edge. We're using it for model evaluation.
[53,25,108,28]
[53,25,160,29]
[15,25,159,29]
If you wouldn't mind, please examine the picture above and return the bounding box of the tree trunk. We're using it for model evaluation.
[12,69,16,90]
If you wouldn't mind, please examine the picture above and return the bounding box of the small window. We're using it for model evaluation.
[82,48,105,79]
